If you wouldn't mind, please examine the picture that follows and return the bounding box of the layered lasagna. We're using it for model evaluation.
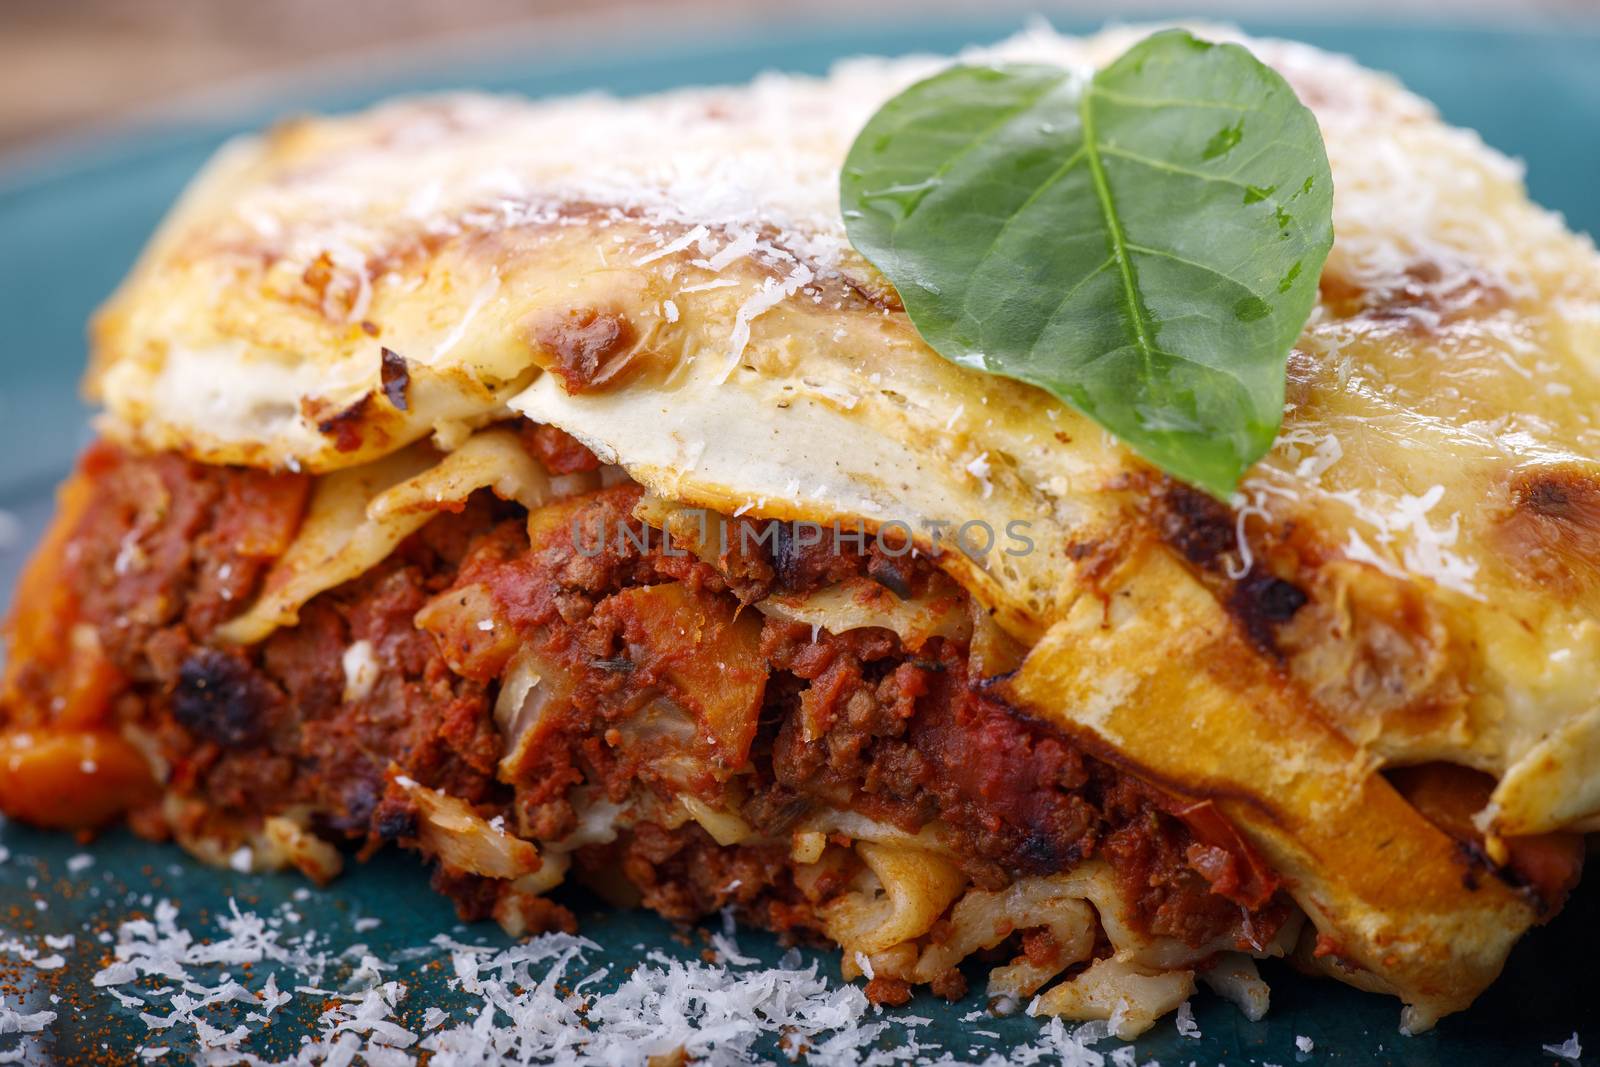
[1,25,1594,1037]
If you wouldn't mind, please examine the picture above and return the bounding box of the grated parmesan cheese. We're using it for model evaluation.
[0,1001,56,1033]
[1542,1033,1582,1062]
[724,265,813,377]
[0,891,1238,1065]
[634,224,710,266]
[704,230,760,272]
[964,452,993,499]
[1175,1000,1201,1039]
[1331,483,1480,598]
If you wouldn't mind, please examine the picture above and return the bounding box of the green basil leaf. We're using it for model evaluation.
[840,30,1334,498]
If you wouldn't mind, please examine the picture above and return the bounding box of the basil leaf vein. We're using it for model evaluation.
[840,30,1334,498]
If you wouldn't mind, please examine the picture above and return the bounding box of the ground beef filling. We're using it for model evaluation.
[28,440,1288,954]
[21,444,509,882]
[430,483,1288,952]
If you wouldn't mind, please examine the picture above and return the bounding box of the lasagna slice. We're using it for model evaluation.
[1,26,1593,1036]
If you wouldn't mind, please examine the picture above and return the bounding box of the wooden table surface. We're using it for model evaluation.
[3,0,1596,156]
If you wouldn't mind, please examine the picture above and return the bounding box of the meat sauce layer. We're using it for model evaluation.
[6,435,1301,961]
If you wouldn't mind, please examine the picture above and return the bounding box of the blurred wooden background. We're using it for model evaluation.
[3,0,1597,154]
[0,0,685,151]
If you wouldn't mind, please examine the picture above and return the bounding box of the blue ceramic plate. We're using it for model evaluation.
[2,14,1597,1065]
